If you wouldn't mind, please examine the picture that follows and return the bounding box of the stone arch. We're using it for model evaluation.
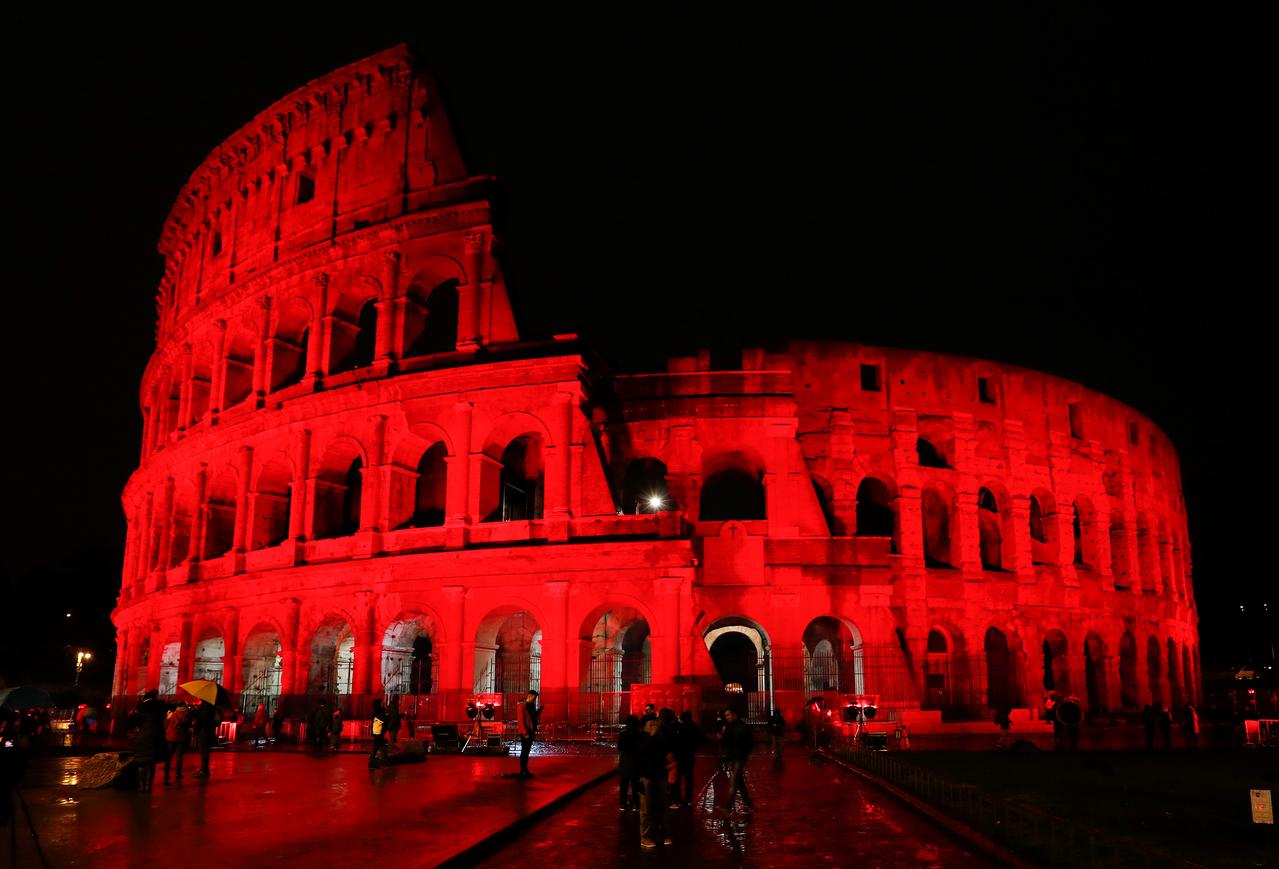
[250,454,293,550]
[984,626,1019,709]
[188,339,216,427]
[921,484,954,568]
[203,464,238,559]
[802,616,864,694]
[222,318,258,408]
[382,611,442,698]
[158,636,182,696]
[1083,632,1107,713]
[924,625,967,713]
[191,626,225,683]
[1137,513,1157,592]
[402,256,466,357]
[329,281,381,373]
[1167,638,1182,708]
[479,413,553,523]
[578,603,653,694]
[306,615,356,697]
[621,457,674,514]
[388,424,453,529]
[704,616,772,694]
[270,295,313,392]
[312,436,367,539]
[1119,631,1138,710]
[977,484,1008,570]
[1073,496,1097,568]
[1029,489,1058,565]
[474,605,544,695]
[699,450,766,521]
[241,623,284,714]
[854,474,897,547]
[1109,510,1132,588]
[810,475,841,535]
[1042,629,1070,696]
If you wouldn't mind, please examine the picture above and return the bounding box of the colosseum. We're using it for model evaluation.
[111,45,1200,734]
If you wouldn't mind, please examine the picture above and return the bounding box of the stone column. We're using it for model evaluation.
[443,586,467,704]
[232,446,253,571]
[176,343,194,433]
[1053,508,1079,586]
[210,319,228,419]
[362,415,388,532]
[156,478,175,580]
[544,392,574,522]
[445,401,474,532]
[651,576,684,683]
[458,231,486,350]
[135,492,154,592]
[1009,495,1035,583]
[375,251,401,365]
[252,296,272,406]
[543,581,571,719]
[954,486,982,579]
[224,610,242,694]
[353,596,378,697]
[289,429,311,542]
[189,464,208,565]
[179,617,196,684]
[895,485,924,566]
[304,272,329,389]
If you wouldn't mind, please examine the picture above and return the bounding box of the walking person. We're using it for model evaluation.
[252,702,269,747]
[271,704,286,744]
[369,700,388,768]
[1157,704,1173,750]
[617,714,643,811]
[163,703,191,782]
[516,690,541,778]
[130,710,163,792]
[674,710,703,808]
[715,707,754,816]
[638,715,676,849]
[767,708,786,758]
[311,702,331,752]
[191,698,217,778]
[330,706,344,751]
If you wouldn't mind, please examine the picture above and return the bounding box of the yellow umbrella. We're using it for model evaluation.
[178,679,232,707]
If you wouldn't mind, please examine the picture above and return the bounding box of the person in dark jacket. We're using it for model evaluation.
[130,709,164,792]
[311,703,331,752]
[191,699,217,778]
[1158,704,1173,750]
[516,690,541,778]
[386,695,402,744]
[163,704,191,782]
[715,707,754,816]
[767,708,786,758]
[673,710,703,808]
[617,714,643,811]
[638,716,676,848]
[369,700,388,768]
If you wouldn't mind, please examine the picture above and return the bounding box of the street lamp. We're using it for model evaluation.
[74,649,93,687]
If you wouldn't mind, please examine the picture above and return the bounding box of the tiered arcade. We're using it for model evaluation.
[112,46,1199,729]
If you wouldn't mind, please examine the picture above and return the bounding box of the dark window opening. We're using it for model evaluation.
[407,281,460,357]
[349,301,378,370]
[272,327,308,392]
[1029,497,1049,544]
[855,478,894,538]
[916,437,949,469]
[1069,402,1084,439]
[860,364,881,392]
[211,231,223,258]
[977,487,1002,571]
[499,437,543,522]
[978,377,996,404]
[622,458,672,515]
[1072,505,1085,566]
[699,468,765,521]
[340,458,363,537]
[408,443,447,528]
[295,171,315,205]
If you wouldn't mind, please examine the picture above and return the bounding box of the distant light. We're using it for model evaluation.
[65,612,72,618]
[647,495,665,511]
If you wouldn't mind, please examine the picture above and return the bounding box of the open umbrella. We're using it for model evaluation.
[178,680,233,708]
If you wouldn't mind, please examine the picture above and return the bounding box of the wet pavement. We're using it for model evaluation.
[11,746,614,868]
[475,749,995,868]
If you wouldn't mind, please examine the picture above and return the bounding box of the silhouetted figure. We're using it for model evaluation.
[1158,704,1173,750]
[638,715,675,848]
[1182,703,1200,749]
[767,708,786,757]
[192,700,217,778]
[617,714,643,811]
[369,700,387,768]
[516,690,541,778]
[675,710,703,806]
[386,696,402,744]
[716,707,754,816]
[163,704,190,781]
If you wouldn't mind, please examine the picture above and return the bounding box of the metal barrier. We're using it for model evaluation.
[827,741,1206,869]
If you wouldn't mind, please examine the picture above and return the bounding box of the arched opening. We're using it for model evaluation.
[977,487,1003,570]
[984,627,1016,709]
[916,437,949,469]
[1042,630,1070,696]
[924,630,951,710]
[202,467,237,559]
[1119,632,1138,710]
[223,324,256,408]
[192,631,224,683]
[483,435,543,522]
[313,441,364,540]
[270,297,311,392]
[158,641,181,697]
[921,488,952,567]
[699,467,765,521]
[1084,633,1107,714]
[855,477,895,540]
[1029,494,1055,565]
[188,342,214,426]
[409,443,447,527]
[382,616,438,699]
[581,607,652,724]
[1137,514,1157,592]
[802,616,863,694]
[329,297,378,373]
[1110,511,1130,588]
[705,619,768,695]
[308,619,355,698]
[404,280,460,357]
[242,627,283,715]
[1072,503,1085,566]
[1147,635,1163,707]
[250,459,292,549]
[1167,639,1182,708]
[166,485,194,568]
[621,458,673,515]
[475,609,542,696]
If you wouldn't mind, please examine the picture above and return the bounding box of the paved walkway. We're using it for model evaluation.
[13,746,614,868]
[475,749,995,868]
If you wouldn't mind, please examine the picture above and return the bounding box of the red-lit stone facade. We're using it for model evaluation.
[113,46,1199,728]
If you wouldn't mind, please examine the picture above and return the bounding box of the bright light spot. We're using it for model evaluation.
[65,612,72,618]
[647,495,665,511]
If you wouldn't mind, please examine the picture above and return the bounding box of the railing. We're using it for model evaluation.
[827,742,1205,869]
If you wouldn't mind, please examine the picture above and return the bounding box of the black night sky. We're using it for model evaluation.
[2,8,1273,691]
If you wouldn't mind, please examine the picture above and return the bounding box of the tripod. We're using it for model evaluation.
[6,784,50,869]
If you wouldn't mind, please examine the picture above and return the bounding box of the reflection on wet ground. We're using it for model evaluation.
[476,750,994,868]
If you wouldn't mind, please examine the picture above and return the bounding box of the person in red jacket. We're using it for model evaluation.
[516,690,541,778]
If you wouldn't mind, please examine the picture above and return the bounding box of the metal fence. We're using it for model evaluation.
[827,742,1205,868]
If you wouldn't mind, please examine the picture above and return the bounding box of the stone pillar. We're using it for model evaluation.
[1009,495,1035,583]
[446,402,473,531]
[1053,508,1079,586]
[252,296,272,406]
[1094,508,1115,590]
[289,429,311,542]
[954,487,982,579]
[304,272,329,389]
[210,319,228,419]
[651,576,684,683]
[375,251,401,365]
[362,415,388,532]
[353,596,378,697]
[544,392,574,522]
[156,478,175,579]
[458,231,486,350]
[176,343,194,433]
[544,581,571,720]
[895,485,924,566]
[232,446,253,570]
[224,611,241,693]
[136,492,155,591]
[190,464,208,565]
[179,617,196,684]
[765,421,801,537]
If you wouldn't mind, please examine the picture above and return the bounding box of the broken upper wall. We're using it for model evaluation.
[154,45,472,341]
